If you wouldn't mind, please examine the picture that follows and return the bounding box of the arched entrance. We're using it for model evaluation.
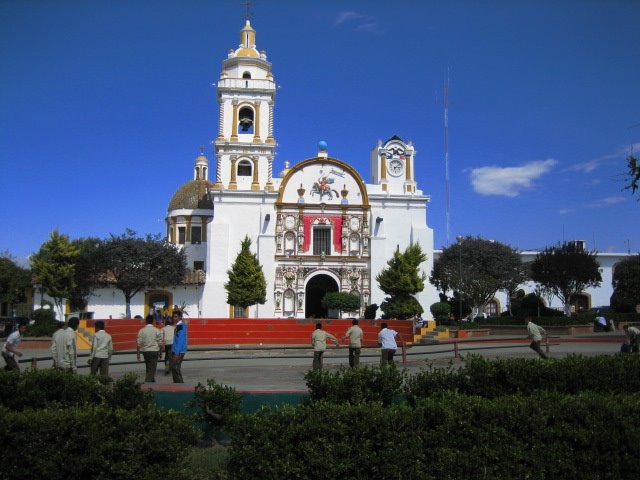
[305,274,339,318]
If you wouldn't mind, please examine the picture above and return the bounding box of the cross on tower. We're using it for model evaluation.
[242,0,253,21]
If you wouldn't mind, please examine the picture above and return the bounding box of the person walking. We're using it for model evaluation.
[527,318,548,359]
[51,317,79,372]
[311,322,339,370]
[341,319,364,368]
[137,315,162,382]
[88,320,113,377]
[378,322,401,366]
[171,314,188,383]
[624,325,640,353]
[162,314,176,375]
[2,319,27,371]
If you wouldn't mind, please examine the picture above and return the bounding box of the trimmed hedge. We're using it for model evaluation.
[304,355,640,405]
[405,354,640,401]
[0,405,199,480]
[227,391,640,480]
[0,369,153,411]
[304,365,405,406]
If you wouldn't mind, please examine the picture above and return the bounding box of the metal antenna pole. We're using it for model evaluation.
[444,68,451,246]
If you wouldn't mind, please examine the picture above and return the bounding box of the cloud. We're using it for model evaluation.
[334,11,380,33]
[568,142,640,173]
[470,159,557,197]
[558,208,573,215]
[335,11,364,25]
[587,196,626,208]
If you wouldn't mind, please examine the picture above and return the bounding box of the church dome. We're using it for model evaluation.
[168,179,215,211]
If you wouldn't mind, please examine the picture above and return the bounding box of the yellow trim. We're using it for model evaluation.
[230,103,239,141]
[76,320,93,351]
[253,102,261,142]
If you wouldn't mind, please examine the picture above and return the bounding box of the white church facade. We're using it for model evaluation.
[38,20,629,320]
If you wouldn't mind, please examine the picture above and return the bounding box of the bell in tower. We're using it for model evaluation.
[238,106,254,132]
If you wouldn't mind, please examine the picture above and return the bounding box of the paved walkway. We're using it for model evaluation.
[15,332,627,392]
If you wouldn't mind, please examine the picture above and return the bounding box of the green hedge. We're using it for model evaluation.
[405,354,640,402]
[0,369,153,411]
[304,355,640,405]
[227,391,640,480]
[304,365,405,406]
[0,405,199,480]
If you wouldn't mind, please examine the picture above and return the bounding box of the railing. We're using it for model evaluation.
[21,336,562,370]
[217,78,275,90]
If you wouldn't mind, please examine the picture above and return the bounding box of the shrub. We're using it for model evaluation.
[190,379,242,427]
[0,369,152,411]
[24,308,59,337]
[304,365,406,406]
[227,391,640,480]
[429,301,451,324]
[404,354,640,402]
[0,405,199,480]
[363,303,378,319]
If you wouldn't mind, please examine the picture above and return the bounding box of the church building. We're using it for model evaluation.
[164,20,436,319]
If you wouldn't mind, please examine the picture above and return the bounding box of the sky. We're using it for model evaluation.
[1,0,639,264]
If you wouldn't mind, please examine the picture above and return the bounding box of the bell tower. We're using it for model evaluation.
[370,135,416,195]
[213,20,276,191]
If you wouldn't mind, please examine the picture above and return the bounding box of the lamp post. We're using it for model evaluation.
[456,235,463,326]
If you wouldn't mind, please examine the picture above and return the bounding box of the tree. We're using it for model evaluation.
[225,236,266,315]
[321,292,361,318]
[430,236,522,320]
[31,230,79,321]
[503,263,530,316]
[100,230,187,318]
[68,237,107,312]
[623,154,639,199]
[376,243,427,319]
[0,253,31,313]
[529,241,602,316]
[610,254,640,313]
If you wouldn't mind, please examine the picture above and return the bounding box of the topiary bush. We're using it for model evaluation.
[24,307,59,337]
[429,301,451,324]
[304,365,406,406]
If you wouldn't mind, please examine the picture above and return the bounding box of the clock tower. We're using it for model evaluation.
[213,20,276,191]
[370,135,416,194]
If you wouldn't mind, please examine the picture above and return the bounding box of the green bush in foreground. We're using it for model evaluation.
[0,405,199,480]
[227,391,640,480]
[304,364,405,405]
[404,354,640,402]
[0,369,152,411]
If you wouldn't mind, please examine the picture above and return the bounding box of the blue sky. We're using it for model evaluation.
[1,0,639,262]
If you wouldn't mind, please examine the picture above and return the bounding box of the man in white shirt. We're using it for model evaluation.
[2,320,27,371]
[137,315,162,382]
[527,319,548,359]
[624,325,640,353]
[341,319,364,368]
[311,322,339,370]
[378,323,401,366]
[51,317,79,372]
[88,320,113,376]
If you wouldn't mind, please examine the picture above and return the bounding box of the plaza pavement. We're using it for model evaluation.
[17,331,627,392]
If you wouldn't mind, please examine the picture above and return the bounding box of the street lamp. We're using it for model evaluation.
[456,235,463,326]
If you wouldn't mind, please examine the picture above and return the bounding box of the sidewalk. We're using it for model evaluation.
[15,332,626,392]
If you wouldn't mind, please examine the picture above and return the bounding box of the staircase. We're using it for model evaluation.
[414,321,450,345]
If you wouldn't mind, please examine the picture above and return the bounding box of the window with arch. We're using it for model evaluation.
[237,160,252,177]
[483,299,499,316]
[238,106,254,133]
[242,71,251,79]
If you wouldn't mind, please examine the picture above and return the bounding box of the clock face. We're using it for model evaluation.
[284,216,295,229]
[388,159,404,176]
[349,217,360,231]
